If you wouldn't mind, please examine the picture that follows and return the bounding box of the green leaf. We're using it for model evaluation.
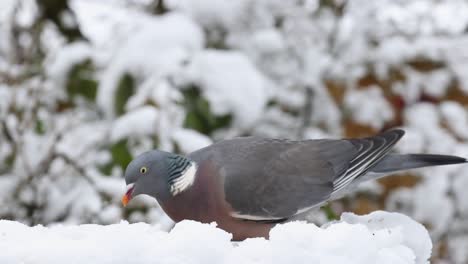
[114,73,135,116]
[66,59,98,101]
[100,139,133,175]
[182,85,232,135]
[5,153,15,168]
[321,204,339,220]
[35,120,45,135]
[111,139,133,170]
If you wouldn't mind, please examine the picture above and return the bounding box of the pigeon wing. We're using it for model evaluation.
[188,129,404,221]
[190,137,357,221]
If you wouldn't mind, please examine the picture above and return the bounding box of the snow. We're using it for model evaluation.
[172,128,213,154]
[46,42,92,88]
[0,211,431,264]
[180,50,270,128]
[439,101,468,140]
[110,106,159,142]
[79,3,205,117]
[344,86,394,129]
[57,122,108,160]
[171,0,250,29]
[342,211,431,264]
[453,166,468,217]
[449,236,468,264]
[0,0,15,21]
[249,29,286,54]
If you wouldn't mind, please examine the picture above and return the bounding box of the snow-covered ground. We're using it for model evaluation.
[0,211,431,264]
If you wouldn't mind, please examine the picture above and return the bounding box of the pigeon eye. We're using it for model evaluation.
[140,167,147,174]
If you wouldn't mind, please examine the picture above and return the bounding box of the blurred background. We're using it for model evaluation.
[1,0,468,262]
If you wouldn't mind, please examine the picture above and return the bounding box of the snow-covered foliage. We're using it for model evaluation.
[1,0,468,262]
[0,211,431,264]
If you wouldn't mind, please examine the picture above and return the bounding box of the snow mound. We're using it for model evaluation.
[0,211,431,264]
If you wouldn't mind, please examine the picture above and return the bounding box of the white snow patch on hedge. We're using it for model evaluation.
[110,106,159,142]
[181,50,270,128]
[172,128,213,153]
[344,86,394,129]
[0,211,431,264]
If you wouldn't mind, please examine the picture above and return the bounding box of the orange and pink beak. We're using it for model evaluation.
[121,183,135,206]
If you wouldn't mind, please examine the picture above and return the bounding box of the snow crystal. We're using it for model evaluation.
[0,211,431,264]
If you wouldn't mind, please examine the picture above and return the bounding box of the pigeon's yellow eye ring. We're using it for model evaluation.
[140,167,147,174]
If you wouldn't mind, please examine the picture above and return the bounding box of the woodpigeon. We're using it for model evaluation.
[121,129,466,240]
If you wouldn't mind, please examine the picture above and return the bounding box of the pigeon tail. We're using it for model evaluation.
[370,153,467,174]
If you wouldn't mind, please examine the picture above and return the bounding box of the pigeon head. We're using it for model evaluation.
[121,150,198,206]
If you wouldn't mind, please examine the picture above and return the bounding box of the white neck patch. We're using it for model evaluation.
[169,161,198,196]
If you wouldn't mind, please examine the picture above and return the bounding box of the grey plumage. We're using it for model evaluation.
[122,128,467,240]
[186,129,406,220]
[371,153,467,173]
